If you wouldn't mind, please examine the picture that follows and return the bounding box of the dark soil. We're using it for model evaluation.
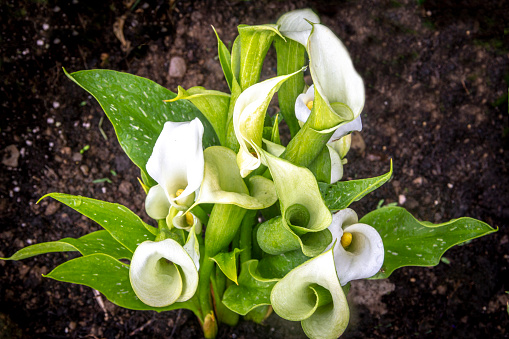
[1,0,508,338]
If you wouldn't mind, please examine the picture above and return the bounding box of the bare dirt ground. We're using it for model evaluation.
[1,0,508,338]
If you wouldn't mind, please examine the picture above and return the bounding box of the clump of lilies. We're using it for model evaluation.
[1,8,495,339]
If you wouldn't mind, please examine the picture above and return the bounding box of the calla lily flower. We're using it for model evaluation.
[173,210,202,234]
[233,69,305,177]
[295,85,363,142]
[296,85,362,184]
[256,147,332,257]
[129,235,200,307]
[190,146,277,210]
[270,249,349,339]
[306,23,365,123]
[325,208,384,285]
[145,118,204,217]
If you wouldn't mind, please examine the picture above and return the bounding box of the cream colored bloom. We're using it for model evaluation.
[325,208,384,285]
[145,119,204,219]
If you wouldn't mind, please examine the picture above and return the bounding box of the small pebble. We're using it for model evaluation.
[72,152,83,162]
[398,194,406,205]
[2,145,20,167]
[169,57,187,77]
[42,23,49,30]
[53,101,60,109]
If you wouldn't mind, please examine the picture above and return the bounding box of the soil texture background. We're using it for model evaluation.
[1,0,508,338]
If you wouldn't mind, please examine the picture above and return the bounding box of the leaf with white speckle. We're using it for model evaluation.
[1,230,132,261]
[45,253,194,312]
[361,206,497,279]
[41,193,156,253]
[319,160,392,211]
[65,69,219,185]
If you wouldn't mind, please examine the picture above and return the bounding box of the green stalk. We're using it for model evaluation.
[239,210,257,264]
[199,204,246,338]
[280,91,340,167]
[274,36,306,137]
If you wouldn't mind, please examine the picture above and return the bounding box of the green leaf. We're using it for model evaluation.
[212,26,234,91]
[65,69,219,183]
[274,37,306,137]
[41,193,156,253]
[222,260,278,315]
[360,206,497,279]
[257,249,309,279]
[210,248,243,284]
[308,145,332,183]
[45,253,193,312]
[166,86,230,146]
[0,230,132,261]
[319,160,393,210]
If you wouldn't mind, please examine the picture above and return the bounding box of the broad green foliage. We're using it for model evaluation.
[257,249,310,279]
[1,230,131,261]
[1,8,496,339]
[319,160,393,210]
[41,193,156,252]
[222,260,278,315]
[65,69,219,184]
[361,206,497,279]
[45,253,194,312]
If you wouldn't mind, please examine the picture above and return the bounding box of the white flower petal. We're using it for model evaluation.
[334,223,384,285]
[277,8,320,45]
[295,85,314,124]
[327,145,343,184]
[145,184,171,220]
[183,225,201,271]
[262,139,286,157]
[329,115,363,142]
[326,208,384,285]
[325,208,358,252]
[173,211,202,234]
[146,118,204,209]
[234,70,304,177]
[129,239,199,307]
[308,24,365,120]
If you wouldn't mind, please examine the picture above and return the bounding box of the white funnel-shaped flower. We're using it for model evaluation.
[295,85,363,142]
[307,24,365,122]
[129,238,199,307]
[145,118,204,212]
[326,208,384,285]
[270,249,349,339]
[234,69,304,177]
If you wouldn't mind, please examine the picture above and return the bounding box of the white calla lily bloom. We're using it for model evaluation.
[307,24,365,122]
[325,208,384,285]
[234,69,304,177]
[129,238,199,307]
[295,85,362,184]
[145,118,205,215]
[295,85,363,142]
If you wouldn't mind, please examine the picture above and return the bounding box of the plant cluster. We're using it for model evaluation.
[1,9,496,339]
